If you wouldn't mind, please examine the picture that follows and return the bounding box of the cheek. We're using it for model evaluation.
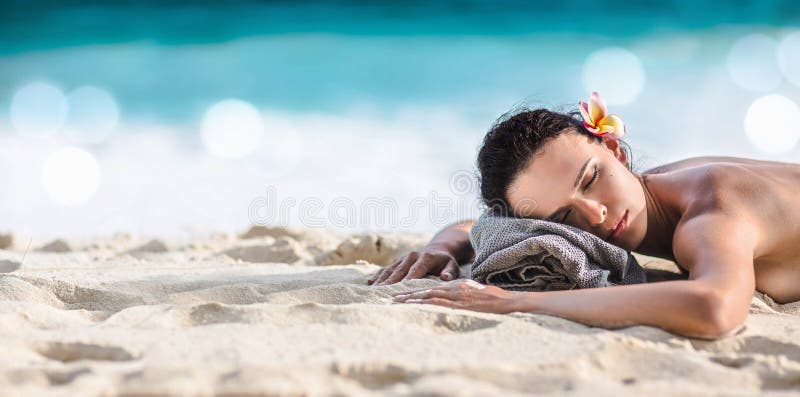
[605,168,636,204]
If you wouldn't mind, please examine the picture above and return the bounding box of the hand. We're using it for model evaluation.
[392,279,519,314]
[367,246,460,286]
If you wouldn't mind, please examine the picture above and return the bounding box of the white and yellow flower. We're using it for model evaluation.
[579,91,626,141]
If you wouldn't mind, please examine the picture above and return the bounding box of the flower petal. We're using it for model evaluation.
[589,92,607,125]
[607,129,625,140]
[591,131,607,138]
[579,101,593,125]
[582,121,599,134]
[598,124,616,134]
[598,114,625,139]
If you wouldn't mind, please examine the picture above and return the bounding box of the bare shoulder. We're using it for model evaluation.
[671,207,758,277]
[662,162,763,212]
[653,158,800,286]
[666,162,768,270]
[653,159,794,213]
[642,156,787,175]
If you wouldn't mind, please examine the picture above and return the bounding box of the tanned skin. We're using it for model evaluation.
[371,132,800,339]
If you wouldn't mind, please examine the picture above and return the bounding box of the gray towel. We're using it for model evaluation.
[469,210,646,291]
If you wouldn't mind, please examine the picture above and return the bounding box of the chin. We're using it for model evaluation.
[610,211,636,251]
[623,212,645,251]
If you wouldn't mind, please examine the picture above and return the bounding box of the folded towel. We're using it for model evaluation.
[469,210,646,291]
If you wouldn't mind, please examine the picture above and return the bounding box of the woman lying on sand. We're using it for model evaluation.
[370,92,800,339]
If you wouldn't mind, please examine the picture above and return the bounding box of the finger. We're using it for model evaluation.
[367,270,379,285]
[369,258,401,285]
[374,257,406,285]
[391,279,464,296]
[394,288,454,302]
[439,258,460,281]
[405,297,457,308]
[391,281,456,296]
[462,279,486,289]
[391,286,433,297]
[393,288,431,301]
[370,264,396,286]
[368,267,388,285]
[402,261,432,281]
[392,281,463,298]
[378,254,418,285]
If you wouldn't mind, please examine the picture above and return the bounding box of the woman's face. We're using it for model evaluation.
[506,131,647,251]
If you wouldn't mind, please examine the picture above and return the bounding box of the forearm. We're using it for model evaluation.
[508,280,745,339]
[425,220,475,264]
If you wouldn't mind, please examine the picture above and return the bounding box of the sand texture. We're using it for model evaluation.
[0,227,799,396]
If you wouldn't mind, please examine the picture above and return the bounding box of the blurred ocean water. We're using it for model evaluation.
[0,1,799,237]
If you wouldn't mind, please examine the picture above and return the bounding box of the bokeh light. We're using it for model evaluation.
[201,99,264,158]
[744,94,800,154]
[581,47,646,106]
[42,146,101,206]
[10,82,69,138]
[65,86,120,144]
[727,34,782,92]
[777,31,800,88]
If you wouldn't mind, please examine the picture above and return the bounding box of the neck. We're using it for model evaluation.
[634,173,681,259]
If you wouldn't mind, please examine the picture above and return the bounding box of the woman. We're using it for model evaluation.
[369,93,800,339]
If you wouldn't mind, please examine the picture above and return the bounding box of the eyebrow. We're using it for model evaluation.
[544,157,592,221]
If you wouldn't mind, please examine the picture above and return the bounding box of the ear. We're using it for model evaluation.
[602,138,628,167]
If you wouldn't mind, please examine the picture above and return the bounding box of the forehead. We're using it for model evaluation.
[506,133,595,218]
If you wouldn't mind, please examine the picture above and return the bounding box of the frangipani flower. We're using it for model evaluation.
[579,92,626,141]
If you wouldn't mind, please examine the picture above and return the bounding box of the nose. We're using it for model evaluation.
[573,197,607,226]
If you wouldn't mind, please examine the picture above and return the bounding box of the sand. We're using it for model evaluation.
[0,226,799,396]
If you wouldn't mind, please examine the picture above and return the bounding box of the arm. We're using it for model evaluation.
[424,219,475,265]
[396,213,757,339]
[368,219,475,285]
[515,213,755,338]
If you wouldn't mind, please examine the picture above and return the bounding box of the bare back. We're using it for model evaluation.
[641,156,800,302]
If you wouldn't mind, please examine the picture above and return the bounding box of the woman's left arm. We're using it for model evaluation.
[394,213,757,339]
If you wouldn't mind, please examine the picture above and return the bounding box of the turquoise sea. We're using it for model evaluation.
[1,1,799,237]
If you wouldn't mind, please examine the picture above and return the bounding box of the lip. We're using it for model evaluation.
[606,210,628,243]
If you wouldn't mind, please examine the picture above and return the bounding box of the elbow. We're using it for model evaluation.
[692,288,747,340]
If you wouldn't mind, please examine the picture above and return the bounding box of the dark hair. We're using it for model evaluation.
[476,107,633,216]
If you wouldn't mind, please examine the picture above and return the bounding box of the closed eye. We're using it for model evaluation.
[562,165,600,223]
[584,165,599,190]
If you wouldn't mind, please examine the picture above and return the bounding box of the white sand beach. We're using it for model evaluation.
[0,226,798,396]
